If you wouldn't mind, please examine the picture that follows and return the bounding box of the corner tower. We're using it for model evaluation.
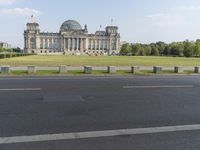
[24,15,40,53]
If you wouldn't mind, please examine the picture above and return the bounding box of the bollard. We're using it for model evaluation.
[174,66,183,73]
[84,66,93,74]
[194,67,200,73]
[108,66,116,73]
[28,66,36,74]
[131,66,140,74]
[1,66,10,74]
[59,65,67,73]
[153,66,162,74]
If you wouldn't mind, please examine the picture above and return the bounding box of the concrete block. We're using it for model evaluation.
[1,66,10,74]
[108,66,116,73]
[194,67,200,73]
[28,66,36,74]
[174,66,183,73]
[153,66,162,74]
[131,66,140,74]
[59,65,67,73]
[84,66,93,74]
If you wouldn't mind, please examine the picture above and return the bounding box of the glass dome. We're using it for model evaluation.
[60,20,82,31]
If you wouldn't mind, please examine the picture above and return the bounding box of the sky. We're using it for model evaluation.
[1,0,200,48]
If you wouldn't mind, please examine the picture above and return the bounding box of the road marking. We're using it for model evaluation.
[1,124,200,144]
[0,88,41,91]
[123,85,194,89]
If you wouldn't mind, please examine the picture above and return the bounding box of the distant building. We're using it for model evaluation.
[0,42,11,49]
[24,18,120,55]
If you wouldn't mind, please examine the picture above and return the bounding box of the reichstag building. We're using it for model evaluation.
[24,19,120,55]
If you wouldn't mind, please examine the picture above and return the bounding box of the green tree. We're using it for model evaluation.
[194,39,200,57]
[120,43,132,55]
[156,41,167,55]
[163,45,171,56]
[132,44,145,56]
[183,40,195,57]
[144,45,152,56]
[12,47,22,53]
[150,44,159,56]
[170,42,184,56]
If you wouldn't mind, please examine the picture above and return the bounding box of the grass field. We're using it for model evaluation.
[0,55,200,66]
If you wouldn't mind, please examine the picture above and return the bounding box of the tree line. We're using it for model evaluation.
[0,47,22,53]
[120,40,200,57]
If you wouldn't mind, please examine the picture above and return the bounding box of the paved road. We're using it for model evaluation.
[0,76,200,149]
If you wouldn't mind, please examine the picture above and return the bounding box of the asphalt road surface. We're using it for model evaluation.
[0,75,200,149]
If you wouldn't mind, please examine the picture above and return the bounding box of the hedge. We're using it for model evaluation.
[0,53,34,59]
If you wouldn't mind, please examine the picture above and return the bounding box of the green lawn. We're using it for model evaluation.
[0,55,200,66]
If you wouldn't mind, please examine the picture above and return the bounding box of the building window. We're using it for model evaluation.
[30,38,36,49]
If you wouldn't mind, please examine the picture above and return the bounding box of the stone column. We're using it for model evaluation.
[36,36,40,49]
[79,38,81,51]
[99,40,101,50]
[116,38,119,51]
[109,38,112,55]
[83,39,86,50]
[74,38,76,50]
[43,38,45,49]
[85,38,88,50]
[47,38,50,49]
[94,40,97,50]
[71,38,73,50]
[102,40,104,50]
[76,38,79,50]
[66,38,68,50]
[80,38,82,50]
[64,38,66,50]
[26,37,29,49]
[63,38,66,51]
[27,37,30,49]
[72,38,75,50]
[68,38,70,50]
[24,37,27,49]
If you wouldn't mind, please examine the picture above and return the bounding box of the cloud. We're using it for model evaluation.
[0,8,41,16]
[0,0,17,5]
[146,13,186,27]
[178,5,200,11]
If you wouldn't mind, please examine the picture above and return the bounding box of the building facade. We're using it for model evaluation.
[24,19,120,55]
[0,42,11,49]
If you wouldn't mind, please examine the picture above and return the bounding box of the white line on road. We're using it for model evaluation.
[1,124,200,144]
[123,85,194,89]
[0,88,41,91]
